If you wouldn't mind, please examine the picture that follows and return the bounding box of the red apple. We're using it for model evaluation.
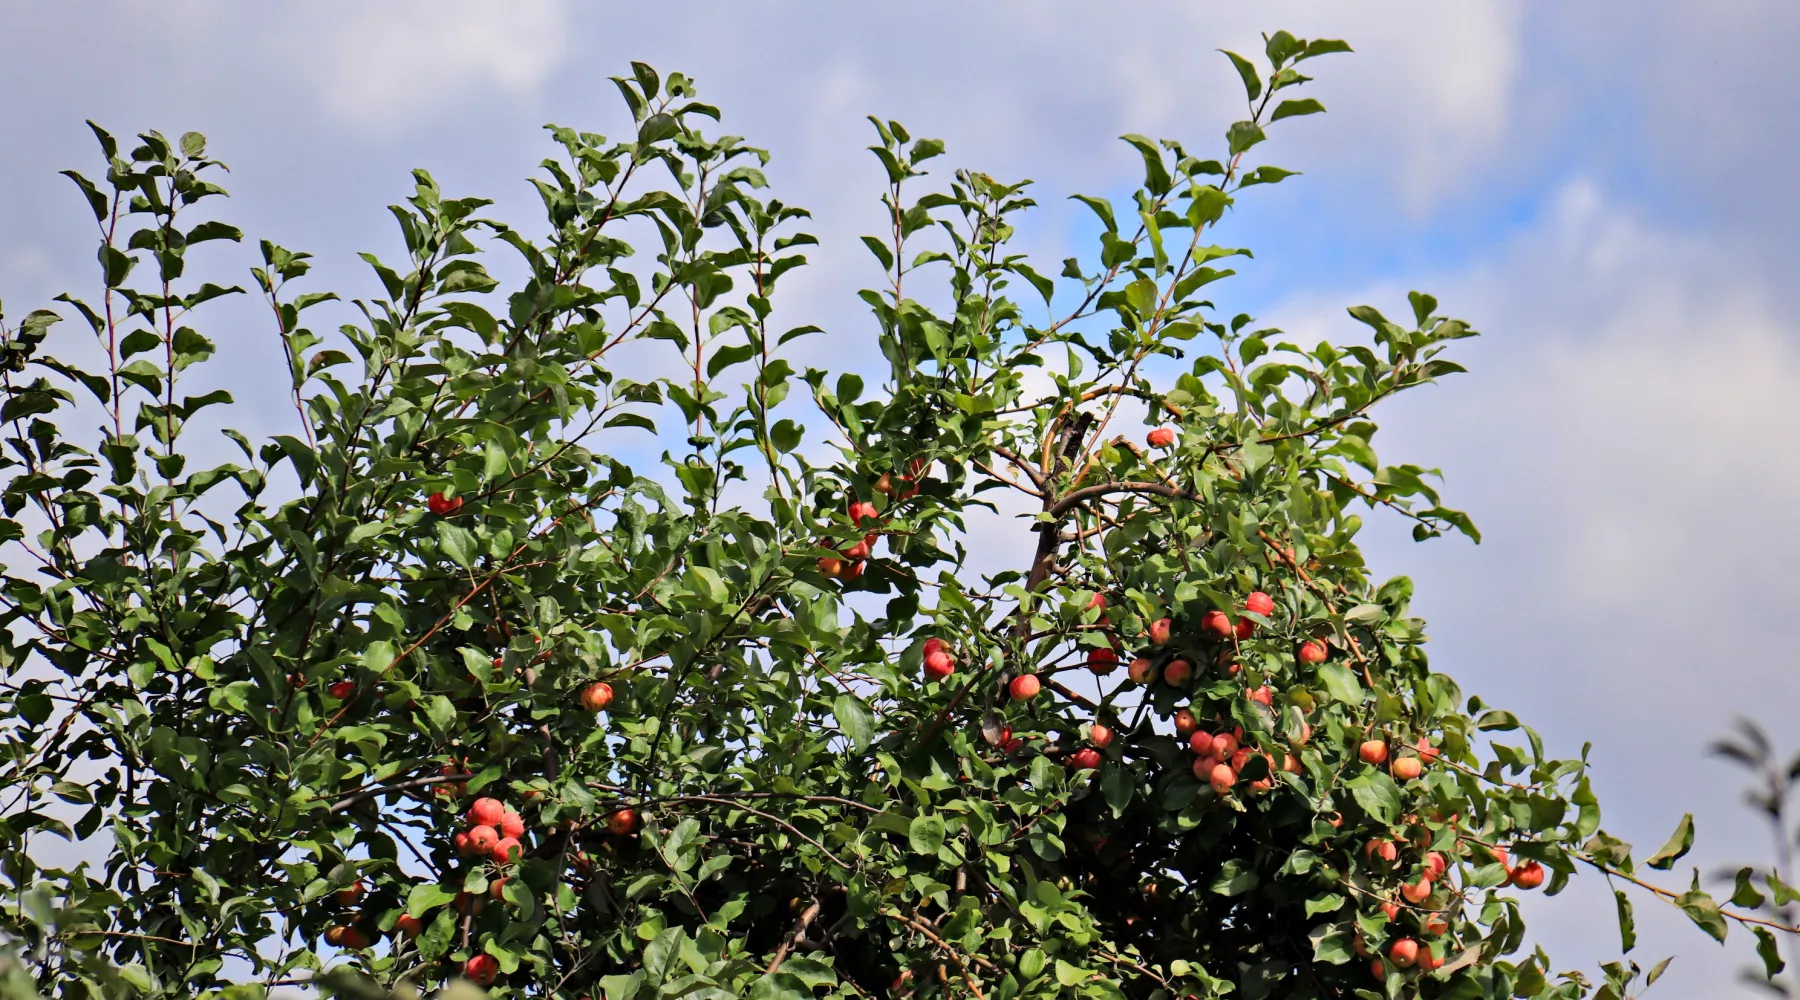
[1415,736,1440,760]
[1298,640,1328,665]
[1162,658,1193,686]
[395,914,423,939]
[848,500,878,527]
[1127,657,1157,685]
[453,831,473,857]
[840,560,865,582]
[1086,647,1119,674]
[580,681,614,712]
[335,880,365,906]
[1089,723,1114,749]
[1234,617,1255,640]
[467,825,499,855]
[1281,753,1301,774]
[1208,763,1236,793]
[1148,617,1173,646]
[489,876,509,900]
[1509,860,1545,890]
[328,680,354,700]
[1423,913,1449,936]
[1008,674,1041,701]
[464,954,498,986]
[1172,708,1198,737]
[1146,427,1176,448]
[1401,879,1431,904]
[500,808,525,841]
[607,809,640,836]
[1246,685,1273,706]
[331,925,369,950]
[1188,731,1215,756]
[1192,756,1219,779]
[1201,610,1232,639]
[1370,959,1387,978]
[1391,756,1422,781]
[1212,732,1239,758]
[1388,938,1419,970]
[1382,899,1400,922]
[427,491,463,516]
[1244,591,1275,617]
[1418,947,1444,972]
[452,891,485,916]
[816,554,844,577]
[1424,852,1447,880]
[467,798,505,828]
[1068,748,1102,770]
[1367,839,1398,863]
[924,649,954,680]
[1359,740,1389,765]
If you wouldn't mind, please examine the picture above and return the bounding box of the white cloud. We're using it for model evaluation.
[268,0,574,128]
[1263,177,1800,997]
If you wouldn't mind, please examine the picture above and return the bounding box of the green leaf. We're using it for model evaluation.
[1644,814,1694,870]
[1674,878,1727,942]
[832,693,874,751]
[1613,888,1635,953]
[1315,662,1363,705]
[1754,926,1786,980]
[1270,98,1326,122]
[908,814,945,855]
[437,521,479,569]
[407,883,457,917]
[1054,960,1089,987]
[1219,50,1262,101]
[1210,860,1258,896]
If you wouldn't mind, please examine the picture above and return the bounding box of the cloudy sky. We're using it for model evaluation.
[5,1,1800,994]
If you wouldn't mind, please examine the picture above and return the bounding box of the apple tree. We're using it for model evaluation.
[0,31,1776,1000]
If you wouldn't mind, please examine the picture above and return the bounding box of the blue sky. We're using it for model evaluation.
[5,2,1800,995]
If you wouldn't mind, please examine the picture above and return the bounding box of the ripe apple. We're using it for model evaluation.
[1244,591,1275,617]
[1359,740,1389,765]
[1281,753,1301,774]
[1162,658,1193,686]
[467,797,505,828]
[1424,852,1447,880]
[467,825,499,855]
[924,649,954,680]
[1200,610,1232,639]
[1418,947,1445,972]
[843,539,871,561]
[1391,756,1423,781]
[579,681,614,712]
[1246,685,1273,706]
[1088,723,1114,749]
[1401,879,1431,904]
[464,954,499,986]
[1234,617,1255,640]
[840,559,865,582]
[848,500,878,526]
[816,554,844,577]
[1415,736,1440,760]
[1388,938,1419,969]
[395,914,423,939]
[426,491,463,516]
[500,808,525,841]
[1146,427,1176,448]
[1509,860,1545,889]
[1127,657,1157,685]
[1367,839,1398,863]
[1370,959,1387,978]
[1008,674,1041,701]
[1148,617,1173,646]
[1382,900,1399,922]
[1188,731,1214,756]
[1423,913,1449,936]
[1208,763,1236,794]
[1212,732,1239,758]
[1068,748,1102,770]
[1085,648,1119,674]
[1298,640,1328,665]
[489,876,509,900]
[452,831,473,857]
[335,880,365,905]
[607,809,640,836]
[1172,708,1198,736]
[327,680,354,700]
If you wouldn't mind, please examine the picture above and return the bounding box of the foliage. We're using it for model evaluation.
[0,31,1764,1000]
